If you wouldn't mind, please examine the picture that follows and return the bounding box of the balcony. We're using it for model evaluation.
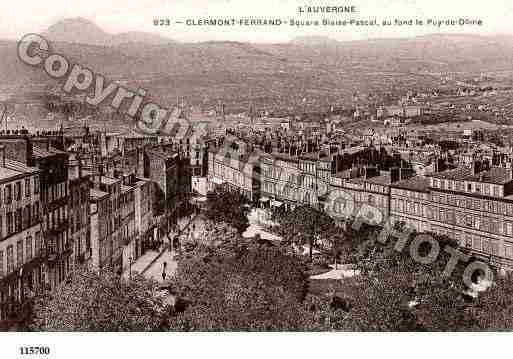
[45,220,69,235]
[45,251,58,264]
[42,242,73,265]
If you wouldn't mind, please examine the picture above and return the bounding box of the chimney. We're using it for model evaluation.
[390,167,400,183]
[471,159,481,176]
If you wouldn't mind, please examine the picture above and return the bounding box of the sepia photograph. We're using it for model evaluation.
[1,0,513,357]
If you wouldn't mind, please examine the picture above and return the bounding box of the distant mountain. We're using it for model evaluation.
[2,23,513,118]
[42,18,112,46]
[42,17,174,46]
[111,31,174,46]
[290,35,340,46]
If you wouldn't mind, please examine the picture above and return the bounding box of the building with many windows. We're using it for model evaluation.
[207,147,260,201]
[89,175,123,272]
[390,163,513,269]
[67,153,91,270]
[0,151,42,321]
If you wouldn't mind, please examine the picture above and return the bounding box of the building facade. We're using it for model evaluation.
[0,156,42,321]
[390,164,513,269]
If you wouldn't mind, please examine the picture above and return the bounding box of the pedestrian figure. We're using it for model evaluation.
[162,261,167,281]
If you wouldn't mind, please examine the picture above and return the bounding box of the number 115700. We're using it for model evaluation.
[19,347,50,355]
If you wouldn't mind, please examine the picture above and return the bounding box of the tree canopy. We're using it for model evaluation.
[204,186,250,234]
[276,205,335,261]
[170,241,318,331]
[31,268,172,331]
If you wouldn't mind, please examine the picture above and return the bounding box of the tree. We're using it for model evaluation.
[340,269,419,331]
[473,273,513,331]
[277,205,334,262]
[204,186,250,234]
[31,268,172,331]
[170,242,317,331]
[340,230,478,331]
[415,278,476,331]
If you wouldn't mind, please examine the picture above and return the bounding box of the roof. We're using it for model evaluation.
[90,188,109,200]
[0,159,39,182]
[391,176,431,193]
[347,174,392,186]
[32,145,67,159]
[121,184,134,193]
[366,174,393,186]
[429,166,512,185]
[100,176,120,186]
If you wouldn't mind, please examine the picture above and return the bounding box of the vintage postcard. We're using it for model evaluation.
[0,0,512,357]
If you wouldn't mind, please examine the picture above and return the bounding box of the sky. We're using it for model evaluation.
[1,0,513,43]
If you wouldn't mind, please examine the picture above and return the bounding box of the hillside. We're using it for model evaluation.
[42,17,174,46]
[1,19,513,115]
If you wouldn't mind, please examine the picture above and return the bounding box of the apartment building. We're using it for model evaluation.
[259,153,331,210]
[32,144,71,290]
[132,178,154,258]
[0,155,42,321]
[330,166,415,220]
[89,176,124,272]
[145,147,182,234]
[207,147,260,201]
[390,163,513,269]
[119,177,136,274]
[67,153,91,269]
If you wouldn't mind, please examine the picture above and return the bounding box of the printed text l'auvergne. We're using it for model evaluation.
[297,5,357,14]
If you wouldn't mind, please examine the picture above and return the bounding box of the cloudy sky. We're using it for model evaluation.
[1,0,513,43]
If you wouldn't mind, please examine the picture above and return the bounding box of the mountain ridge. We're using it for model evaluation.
[42,17,175,46]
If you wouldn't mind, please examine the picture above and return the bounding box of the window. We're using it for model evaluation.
[26,236,32,261]
[26,205,31,227]
[491,242,499,256]
[25,178,30,197]
[35,232,41,257]
[6,246,13,274]
[505,245,513,259]
[15,181,21,201]
[4,184,11,204]
[506,222,513,236]
[15,208,22,232]
[34,176,39,194]
[34,202,39,221]
[473,237,482,251]
[368,195,375,206]
[465,235,472,248]
[482,240,490,254]
[6,212,12,235]
[16,240,23,268]
[23,206,28,229]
